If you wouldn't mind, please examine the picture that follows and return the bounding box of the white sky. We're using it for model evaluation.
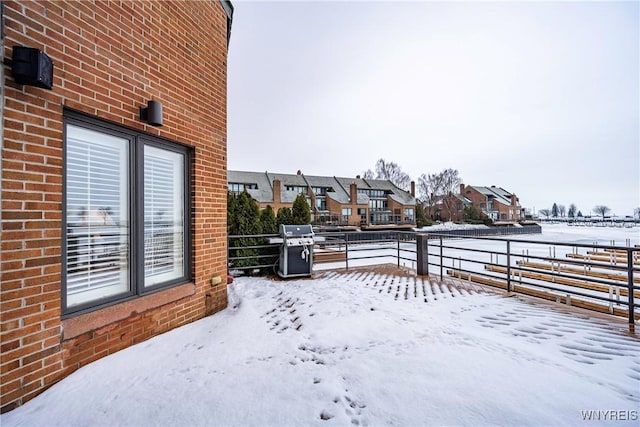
[228,0,639,217]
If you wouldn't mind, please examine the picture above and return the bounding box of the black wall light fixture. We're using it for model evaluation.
[139,100,163,127]
[11,46,54,90]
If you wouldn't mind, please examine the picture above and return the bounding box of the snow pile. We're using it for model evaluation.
[2,270,638,426]
[415,221,489,232]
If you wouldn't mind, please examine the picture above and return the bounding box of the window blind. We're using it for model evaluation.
[144,145,185,287]
[65,125,130,307]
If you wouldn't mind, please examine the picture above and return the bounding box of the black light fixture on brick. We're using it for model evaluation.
[11,46,54,90]
[139,100,163,127]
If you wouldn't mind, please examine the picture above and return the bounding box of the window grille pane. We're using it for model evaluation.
[66,125,130,307]
[144,146,185,287]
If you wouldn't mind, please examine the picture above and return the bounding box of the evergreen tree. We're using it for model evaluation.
[227,192,238,234]
[260,205,278,234]
[577,210,583,217]
[228,191,261,270]
[463,205,492,225]
[551,203,559,218]
[258,205,279,274]
[276,207,294,226]
[291,193,311,224]
[235,191,261,235]
[415,202,430,228]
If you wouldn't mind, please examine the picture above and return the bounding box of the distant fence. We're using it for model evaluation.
[419,224,541,238]
[539,218,639,226]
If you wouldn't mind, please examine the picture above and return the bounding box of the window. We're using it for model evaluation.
[358,208,367,224]
[341,208,352,222]
[312,187,329,195]
[228,182,257,194]
[404,208,414,222]
[144,146,185,287]
[315,198,327,211]
[285,185,307,193]
[369,199,388,210]
[63,113,191,315]
[358,188,386,197]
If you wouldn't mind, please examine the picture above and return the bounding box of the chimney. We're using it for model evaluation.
[350,183,358,205]
[296,170,302,175]
[356,175,360,179]
[511,194,517,206]
[459,183,465,194]
[273,179,281,204]
[410,181,415,197]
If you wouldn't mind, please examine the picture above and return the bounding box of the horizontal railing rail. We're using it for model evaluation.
[417,233,638,324]
[228,233,280,273]
[228,229,637,324]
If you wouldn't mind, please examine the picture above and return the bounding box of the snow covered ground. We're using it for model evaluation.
[529,223,639,247]
[3,268,639,426]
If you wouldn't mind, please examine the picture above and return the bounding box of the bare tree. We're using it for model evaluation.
[593,205,610,220]
[538,209,551,219]
[439,169,462,220]
[558,204,566,217]
[372,159,411,191]
[362,169,374,180]
[567,203,577,218]
[417,173,440,208]
[417,168,462,221]
[634,207,640,219]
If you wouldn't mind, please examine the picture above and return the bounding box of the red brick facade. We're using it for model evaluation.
[462,185,524,221]
[1,1,230,411]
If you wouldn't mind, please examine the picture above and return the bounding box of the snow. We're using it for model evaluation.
[415,221,489,232]
[532,223,639,247]
[3,267,639,426]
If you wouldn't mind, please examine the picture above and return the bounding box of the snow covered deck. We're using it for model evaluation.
[2,267,639,426]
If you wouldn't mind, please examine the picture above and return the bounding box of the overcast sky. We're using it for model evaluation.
[227,0,639,216]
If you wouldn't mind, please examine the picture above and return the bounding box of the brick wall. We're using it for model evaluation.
[1,0,229,412]
[462,186,488,211]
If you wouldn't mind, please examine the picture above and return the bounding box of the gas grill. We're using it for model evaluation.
[277,224,314,278]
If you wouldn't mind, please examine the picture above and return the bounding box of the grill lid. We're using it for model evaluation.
[280,224,314,237]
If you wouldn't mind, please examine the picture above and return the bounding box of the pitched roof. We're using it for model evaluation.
[470,186,514,206]
[228,170,415,206]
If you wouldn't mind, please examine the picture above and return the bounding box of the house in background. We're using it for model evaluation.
[228,170,417,229]
[1,0,232,412]
[425,192,473,222]
[461,185,525,221]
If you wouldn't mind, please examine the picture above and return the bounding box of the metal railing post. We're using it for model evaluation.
[506,240,511,292]
[345,232,349,270]
[628,249,635,324]
[426,235,429,276]
[416,234,429,276]
[439,236,443,281]
[397,234,401,267]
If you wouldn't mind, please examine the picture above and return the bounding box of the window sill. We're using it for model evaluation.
[62,281,196,340]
